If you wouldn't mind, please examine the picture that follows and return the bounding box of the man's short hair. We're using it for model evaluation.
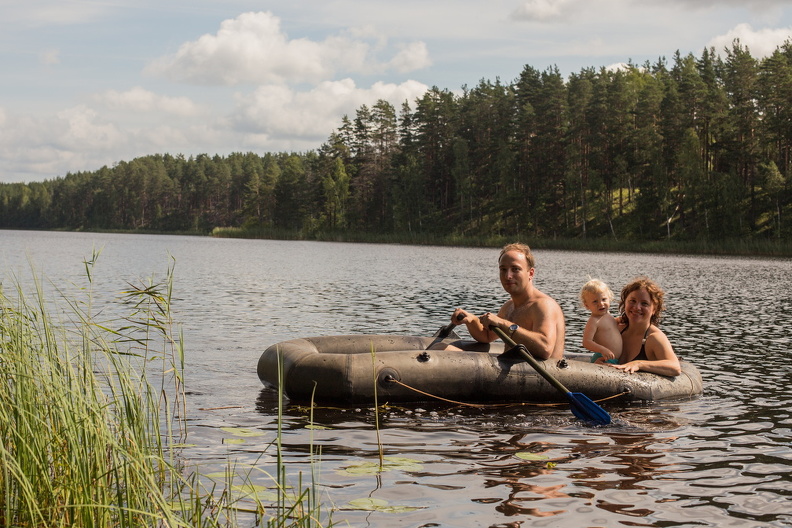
[498,242,535,269]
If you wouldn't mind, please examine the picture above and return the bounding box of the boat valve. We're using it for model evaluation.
[417,351,431,362]
[378,367,400,387]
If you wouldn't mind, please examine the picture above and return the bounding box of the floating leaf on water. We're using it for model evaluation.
[165,500,192,512]
[222,438,245,444]
[347,498,420,513]
[546,461,558,469]
[339,456,423,476]
[171,443,197,448]
[515,452,549,461]
[306,424,330,430]
[231,484,280,501]
[220,427,264,437]
[205,472,232,479]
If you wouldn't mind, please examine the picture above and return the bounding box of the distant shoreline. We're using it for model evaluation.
[209,227,792,258]
[3,226,790,257]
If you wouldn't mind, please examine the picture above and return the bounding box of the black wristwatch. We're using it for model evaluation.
[509,324,519,337]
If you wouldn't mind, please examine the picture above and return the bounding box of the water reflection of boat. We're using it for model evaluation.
[257,334,703,405]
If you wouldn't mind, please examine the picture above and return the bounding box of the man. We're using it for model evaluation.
[451,242,565,360]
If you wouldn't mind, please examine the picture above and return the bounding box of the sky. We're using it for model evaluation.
[1,1,791,184]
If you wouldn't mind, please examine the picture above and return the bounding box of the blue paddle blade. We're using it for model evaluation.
[567,392,611,425]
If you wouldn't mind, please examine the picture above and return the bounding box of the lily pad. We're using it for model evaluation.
[515,452,549,461]
[231,483,280,502]
[222,438,246,445]
[347,497,420,513]
[340,456,423,476]
[220,427,264,437]
[165,500,193,512]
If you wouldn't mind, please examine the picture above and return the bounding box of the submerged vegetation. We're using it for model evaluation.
[0,256,329,527]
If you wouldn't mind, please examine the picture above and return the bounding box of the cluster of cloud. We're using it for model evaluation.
[708,22,792,56]
[147,12,430,85]
[1,10,431,182]
[3,3,792,183]
[511,0,576,21]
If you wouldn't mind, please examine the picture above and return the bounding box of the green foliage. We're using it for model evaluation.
[2,44,792,244]
[0,260,332,527]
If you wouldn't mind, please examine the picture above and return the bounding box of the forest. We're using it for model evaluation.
[1,41,790,245]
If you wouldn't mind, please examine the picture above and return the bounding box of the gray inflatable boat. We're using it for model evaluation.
[257,334,703,404]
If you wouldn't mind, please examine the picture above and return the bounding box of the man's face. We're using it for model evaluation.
[498,250,534,294]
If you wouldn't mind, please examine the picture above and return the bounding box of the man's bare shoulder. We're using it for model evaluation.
[531,290,563,313]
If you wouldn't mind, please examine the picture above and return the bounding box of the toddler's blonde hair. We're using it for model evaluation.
[579,278,614,307]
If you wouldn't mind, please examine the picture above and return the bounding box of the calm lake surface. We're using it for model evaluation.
[2,230,791,527]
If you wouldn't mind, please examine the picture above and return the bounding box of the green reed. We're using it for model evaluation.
[0,256,331,527]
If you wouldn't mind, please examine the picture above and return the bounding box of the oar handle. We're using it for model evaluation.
[490,325,571,395]
[438,312,466,338]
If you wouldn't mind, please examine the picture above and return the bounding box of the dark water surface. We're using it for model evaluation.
[2,230,791,527]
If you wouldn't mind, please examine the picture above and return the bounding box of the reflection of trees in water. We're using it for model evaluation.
[468,435,572,519]
[467,431,681,522]
[252,391,698,523]
[569,431,681,519]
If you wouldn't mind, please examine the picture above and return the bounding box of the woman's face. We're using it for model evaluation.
[624,287,655,325]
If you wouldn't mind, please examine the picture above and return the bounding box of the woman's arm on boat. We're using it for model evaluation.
[613,331,682,376]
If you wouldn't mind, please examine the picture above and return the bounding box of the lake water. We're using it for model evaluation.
[2,230,790,527]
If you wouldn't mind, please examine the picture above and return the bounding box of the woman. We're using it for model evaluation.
[612,277,682,376]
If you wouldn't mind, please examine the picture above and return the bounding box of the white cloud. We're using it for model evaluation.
[230,79,429,143]
[708,23,792,57]
[387,42,432,73]
[511,0,576,21]
[146,11,430,86]
[38,48,60,65]
[651,0,789,10]
[95,87,200,117]
[1,0,107,27]
[0,106,121,181]
[55,106,124,151]
[605,62,631,72]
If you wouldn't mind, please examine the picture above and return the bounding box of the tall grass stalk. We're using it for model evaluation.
[0,258,193,526]
[369,346,384,468]
[264,349,329,527]
[0,258,331,527]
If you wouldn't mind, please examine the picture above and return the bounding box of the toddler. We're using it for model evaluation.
[580,279,622,364]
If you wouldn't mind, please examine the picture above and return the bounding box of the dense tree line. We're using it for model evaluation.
[2,41,790,241]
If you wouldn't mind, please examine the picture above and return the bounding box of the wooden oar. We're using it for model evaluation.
[490,326,611,425]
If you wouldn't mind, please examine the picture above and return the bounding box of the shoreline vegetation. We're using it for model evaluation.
[4,225,791,257]
[0,256,329,527]
[209,226,792,257]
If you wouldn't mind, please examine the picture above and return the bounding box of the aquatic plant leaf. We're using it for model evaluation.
[339,456,423,475]
[515,452,549,461]
[205,472,233,479]
[220,427,264,437]
[347,498,420,513]
[306,424,330,430]
[222,438,245,444]
[231,484,279,501]
[165,500,193,512]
